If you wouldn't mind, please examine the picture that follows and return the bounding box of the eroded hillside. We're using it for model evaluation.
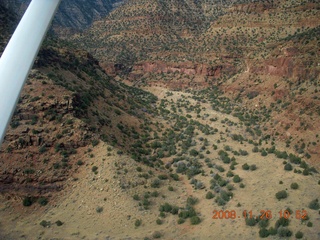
[70,0,320,166]
[0,37,158,201]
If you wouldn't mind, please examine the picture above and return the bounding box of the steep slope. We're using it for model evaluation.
[0,3,17,54]
[0,36,158,200]
[71,0,213,64]
[1,0,125,34]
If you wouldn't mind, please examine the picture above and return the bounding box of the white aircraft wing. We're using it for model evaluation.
[0,0,61,144]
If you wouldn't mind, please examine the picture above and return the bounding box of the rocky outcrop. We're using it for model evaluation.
[132,61,223,77]
[228,2,275,14]
[101,61,232,80]
[250,46,320,80]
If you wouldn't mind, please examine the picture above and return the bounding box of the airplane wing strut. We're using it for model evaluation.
[0,0,61,144]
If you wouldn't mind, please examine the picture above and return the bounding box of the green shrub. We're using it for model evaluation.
[242,163,250,170]
[302,169,309,175]
[233,175,241,183]
[289,154,301,164]
[275,151,288,159]
[307,221,313,227]
[133,194,140,200]
[77,160,84,166]
[40,220,50,227]
[226,184,234,191]
[275,190,288,200]
[96,206,103,213]
[259,228,269,238]
[216,187,229,199]
[275,217,290,228]
[92,166,98,172]
[215,196,226,206]
[226,171,234,177]
[156,219,162,225]
[152,231,162,238]
[189,149,199,156]
[239,149,248,156]
[151,179,161,188]
[38,197,48,206]
[178,207,196,219]
[55,220,63,226]
[268,227,277,236]
[23,197,34,207]
[10,121,20,129]
[245,217,257,226]
[92,139,99,147]
[39,146,47,154]
[258,219,269,228]
[205,191,214,199]
[308,199,319,210]
[261,150,268,156]
[170,173,180,181]
[252,146,259,152]
[216,165,225,172]
[190,216,201,225]
[177,218,185,224]
[151,191,159,197]
[23,168,35,174]
[284,163,293,171]
[135,219,142,227]
[159,203,172,213]
[277,227,292,237]
[250,164,257,171]
[187,197,198,206]
[295,231,303,239]
[159,212,165,218]
[290,182,299,189]
[309,167,318,173]
[158,174,168,180]
[300,161,308,169]
[142,198,151,209]
[53,162,61,169]
[171,206,179,215]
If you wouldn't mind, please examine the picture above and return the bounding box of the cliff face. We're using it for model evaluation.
[103,61,226,78]
[250,27,320,80]
[133,62,223,77]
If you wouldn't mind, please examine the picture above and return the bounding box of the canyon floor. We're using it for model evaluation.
[0,86,319,240]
